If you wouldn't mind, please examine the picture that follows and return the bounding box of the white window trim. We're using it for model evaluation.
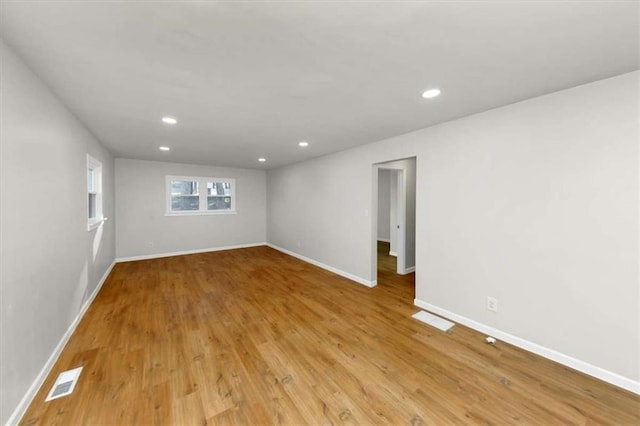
[87,154,104,231]
[165,175,237,216]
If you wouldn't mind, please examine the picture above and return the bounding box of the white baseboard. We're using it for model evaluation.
[389,251,397,257]
[403,266,416,274]
[266,243,376,288]
[377,238,390,243]
[115,242,267,263]
[414,298,640,395]
[6,260,116,426]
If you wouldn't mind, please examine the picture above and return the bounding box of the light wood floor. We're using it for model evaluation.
[21,245,639,425]
[376,241,396,275]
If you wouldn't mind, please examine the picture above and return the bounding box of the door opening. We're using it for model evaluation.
[373,158,416,289]
[376,169,398,274]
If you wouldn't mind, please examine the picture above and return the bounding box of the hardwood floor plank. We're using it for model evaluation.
[19,244,640,425]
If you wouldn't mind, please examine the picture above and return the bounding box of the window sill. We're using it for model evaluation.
[87,217,106,231]
[165,210,237,217]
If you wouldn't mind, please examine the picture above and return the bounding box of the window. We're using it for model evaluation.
[207,181,232,211]
[87,155,103,230]
[166,176,236,215]
[170,179,200,211]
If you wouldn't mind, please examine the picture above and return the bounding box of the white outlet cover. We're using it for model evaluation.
[487,297,498,312]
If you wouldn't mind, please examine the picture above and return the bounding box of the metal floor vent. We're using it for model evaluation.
[45,366,83,402]
[412,310,455,332]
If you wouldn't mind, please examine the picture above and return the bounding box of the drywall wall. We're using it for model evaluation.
[0,40,115,424]
[115,159,266,259]
[267,71,639,387]
[377,169,391,241]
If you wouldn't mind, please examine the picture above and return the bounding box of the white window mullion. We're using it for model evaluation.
[230,180,236,212]
[199,178,207,212]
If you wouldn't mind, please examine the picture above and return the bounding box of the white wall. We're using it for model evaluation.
[267,72,639,388]
[0,40,116,424]
[377,169,390,241]
[115,158,266,259]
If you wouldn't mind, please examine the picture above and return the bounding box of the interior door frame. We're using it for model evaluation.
[374,163,407,276]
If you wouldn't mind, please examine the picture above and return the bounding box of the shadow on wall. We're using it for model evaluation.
[69,223,107,325]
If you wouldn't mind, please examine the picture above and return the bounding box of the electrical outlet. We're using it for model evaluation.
[487,296,498,313]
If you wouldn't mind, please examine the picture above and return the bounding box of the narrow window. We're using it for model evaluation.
[87,155,103,230]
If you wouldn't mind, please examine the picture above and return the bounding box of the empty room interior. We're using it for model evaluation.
[1,1,639,424]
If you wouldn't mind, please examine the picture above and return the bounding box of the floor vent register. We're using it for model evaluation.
[45,367,83,402]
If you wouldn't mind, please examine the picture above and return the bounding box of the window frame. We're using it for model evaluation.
[87,154,104,231]
[165,175,237,216]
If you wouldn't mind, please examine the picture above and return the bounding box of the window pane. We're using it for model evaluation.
[207,182,231,196]
[172,180,198,195]
[207,181,232,210]
[87,169,95,192]
[207,196,232,210]
[88,193,97,219]
[171,180,199,211]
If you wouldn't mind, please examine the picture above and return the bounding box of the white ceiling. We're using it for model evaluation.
[1,1,638,169]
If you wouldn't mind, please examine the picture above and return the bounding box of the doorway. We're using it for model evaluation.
[377,168,404,274]
[373,158,416,286]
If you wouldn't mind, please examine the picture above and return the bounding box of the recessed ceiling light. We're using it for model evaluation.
[162,117,177,124]
[421,88,441,99]
[159,146,170,151]
[298,141,309,147]
[258,158,266,162]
